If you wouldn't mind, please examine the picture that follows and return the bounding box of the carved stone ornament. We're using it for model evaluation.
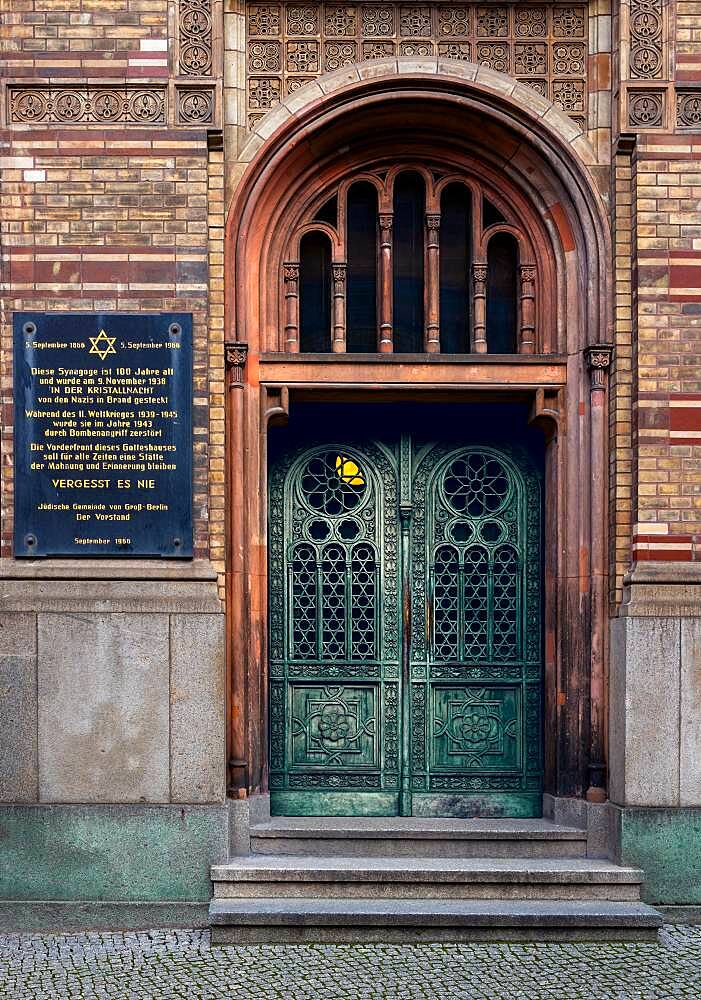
[584,345,613,391]
[245,3,589,129]
[225,342,249,387]
[179,0,213,75]
[628,90,664,128]
[10,86,166,125]
[629,0,663,80]
[677,92,701,128]
[177,88,214,124]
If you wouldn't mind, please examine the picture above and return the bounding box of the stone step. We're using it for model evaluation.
[211,855,643,901]
[249,817,588,858]
[209,897,663,944]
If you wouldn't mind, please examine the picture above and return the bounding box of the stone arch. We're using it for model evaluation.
[226,58,611,357]
[224,58,614,804]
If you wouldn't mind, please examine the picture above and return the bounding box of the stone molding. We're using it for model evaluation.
[237,58,597,167]
[619,562,701,617]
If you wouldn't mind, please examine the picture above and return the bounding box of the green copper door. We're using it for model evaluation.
[269,431,542,818]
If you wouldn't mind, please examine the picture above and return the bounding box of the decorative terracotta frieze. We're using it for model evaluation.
[179,0,213,75]
[9,86,166,125]
[245,3,589,130]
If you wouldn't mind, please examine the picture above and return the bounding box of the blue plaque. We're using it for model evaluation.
[14,312,192,557]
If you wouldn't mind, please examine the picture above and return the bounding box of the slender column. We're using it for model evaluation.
[332,263,347,353]
[283,262,299,352]
[519,264,537,354]
[472,263,488,353]
[379,213,393,353]
[425,214,441,353]
[225,341,249,794]
[585,344,613,803]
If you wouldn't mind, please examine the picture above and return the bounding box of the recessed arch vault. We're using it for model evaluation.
[223,58,614,807]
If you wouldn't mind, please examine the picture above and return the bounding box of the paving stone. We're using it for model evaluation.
[1,925,701,999]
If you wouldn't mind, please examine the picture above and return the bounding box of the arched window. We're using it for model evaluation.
[486,232,519,354]
[282,164,539,355]
[346,182,378,354]
[299,231,332,353]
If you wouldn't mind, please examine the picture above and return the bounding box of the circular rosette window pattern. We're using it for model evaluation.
[299,451,368,516]
[441,452,511,518]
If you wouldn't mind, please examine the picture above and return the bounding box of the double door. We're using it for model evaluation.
[268,428,543,817]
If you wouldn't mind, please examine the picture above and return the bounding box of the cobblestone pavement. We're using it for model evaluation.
[1,925,700,999]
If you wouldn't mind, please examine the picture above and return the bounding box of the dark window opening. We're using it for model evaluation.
[486,232,518,354]
[300,231,332,352]
[393,171,425,353]
[346,182,378,352]
[439,183,471,354]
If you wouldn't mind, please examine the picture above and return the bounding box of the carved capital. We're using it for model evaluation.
[332,263,347,286]
[519,264,537,287]
[225,341,248,388]
[473,263,488,288]
[585,344,613,391]
[283,262,299,286]
[379,213,393,241]
[426,213,441,231]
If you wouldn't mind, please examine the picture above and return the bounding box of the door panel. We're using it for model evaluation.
[410,443,542,818]
[268,443,401,816]
[269,432,542,818]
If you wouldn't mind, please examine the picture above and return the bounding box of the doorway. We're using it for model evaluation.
[268,405,543,818]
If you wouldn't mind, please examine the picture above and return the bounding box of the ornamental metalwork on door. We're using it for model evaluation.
[268,433,542,817]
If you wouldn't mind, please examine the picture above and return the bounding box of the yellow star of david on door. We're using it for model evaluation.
[88,328,116,361]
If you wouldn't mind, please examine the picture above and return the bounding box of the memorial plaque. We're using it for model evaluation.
[14,312,193,557]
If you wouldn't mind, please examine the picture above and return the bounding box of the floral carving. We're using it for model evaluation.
[249,40,282,72]
[362,40,395,58]
[362,5,395,35]
[325,5,357,35]
[177,88,214,124]
[179,0,212,75]
[287,4,319,34]
[630,0,663,79]
[248,76,281,109]
[476,42,509,73]
[286,39,320,72]
[514,43,546,75]
[438,6,470,35]
[399,5,432,36]
[552,6,585,37]
[552,42,585,74]
[514,6,546,37]
[476,6,508,37]
[438,41,471,60]
[245,3,588,128]
[552,78,585,112]
[628,90,664,128]
[248,4,281,35]
[9,86,166,124]
[400,40,433,55]
[676,92,701,127]
[324,40,357,69]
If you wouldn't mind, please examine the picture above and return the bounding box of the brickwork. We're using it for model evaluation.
[0,0,224,576]
[1,0,700,602]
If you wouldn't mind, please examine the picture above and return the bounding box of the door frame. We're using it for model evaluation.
[265,423,545,818]
[222,66,614,806]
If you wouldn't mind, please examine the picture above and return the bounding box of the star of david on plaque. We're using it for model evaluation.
[88,328,117,361]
